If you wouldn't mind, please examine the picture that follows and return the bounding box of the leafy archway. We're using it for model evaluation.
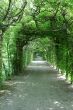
[1,0,73,85]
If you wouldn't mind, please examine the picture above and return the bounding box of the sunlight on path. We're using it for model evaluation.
[27,60,50,70]
[0,57,73,110]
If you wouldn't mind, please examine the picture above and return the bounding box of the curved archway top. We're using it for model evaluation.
[16,24,65,48]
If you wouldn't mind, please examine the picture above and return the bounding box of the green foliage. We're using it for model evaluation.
[0,0,73,86]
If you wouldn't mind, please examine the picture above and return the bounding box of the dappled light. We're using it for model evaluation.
[0,60,73,110]
[57,74,66,80]
[0,0,73,110]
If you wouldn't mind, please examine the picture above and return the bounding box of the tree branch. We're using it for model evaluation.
[3,0,12,21]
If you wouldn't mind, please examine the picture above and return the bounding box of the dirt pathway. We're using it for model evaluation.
[0,59,73,110]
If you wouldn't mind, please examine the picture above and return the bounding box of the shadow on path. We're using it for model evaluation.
[0,59,73,110]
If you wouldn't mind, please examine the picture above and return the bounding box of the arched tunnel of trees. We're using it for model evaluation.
[0,0,73,86]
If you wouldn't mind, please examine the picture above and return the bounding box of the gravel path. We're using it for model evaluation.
[0,59,73,110]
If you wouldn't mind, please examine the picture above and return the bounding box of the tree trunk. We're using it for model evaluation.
[0,35,2,84]
[13,46,23,75]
